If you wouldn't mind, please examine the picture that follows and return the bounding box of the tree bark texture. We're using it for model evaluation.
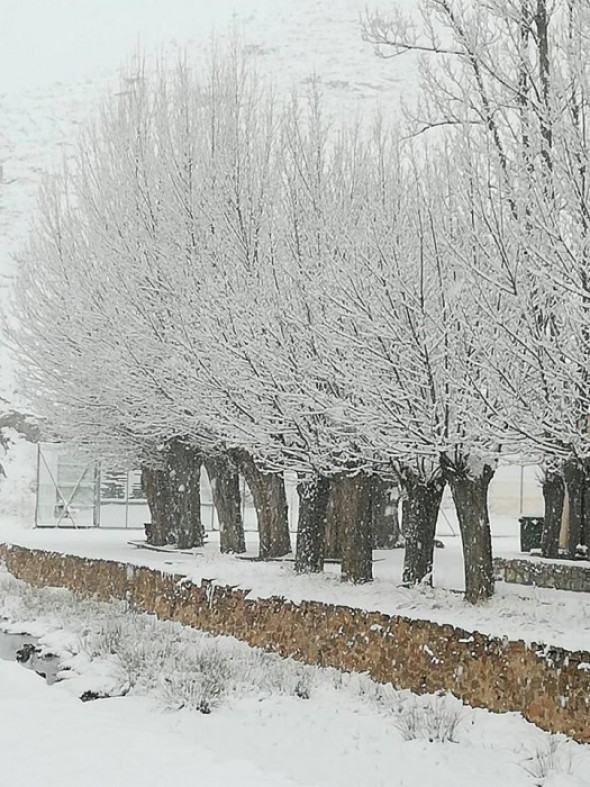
[324,481,342,561]
[165,439,204,549]
[563,459,586,557]
[295,474,330,573]
[204,454,246,554]
[400,473,444,587]
[535,0,553,174]
[445,463,495,604]
[325,475,397,564]
[332,473,373,584]
[141,465,173,546]
[541,468,565,559]
[236,452,291,559]
[371,476,401,549]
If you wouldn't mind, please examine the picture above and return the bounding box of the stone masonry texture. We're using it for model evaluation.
[1,543,590,742]
[494,556,590,593]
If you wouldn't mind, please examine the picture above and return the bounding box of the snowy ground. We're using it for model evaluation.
[0,661,310,787]
[1,570,589,787]
[2,5,589,780]
[4,658,584,787]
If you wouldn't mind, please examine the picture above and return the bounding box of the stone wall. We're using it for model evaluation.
[2,543,590,742]
[494,556,590,593]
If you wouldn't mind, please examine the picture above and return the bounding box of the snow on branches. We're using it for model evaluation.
[13,11,590,596]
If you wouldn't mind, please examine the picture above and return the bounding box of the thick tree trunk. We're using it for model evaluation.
[326,475,393,567]
[401,474,444,587]
[445,463,495,604]
[165,439,204,549]
[235,452,291,559]
[324,481,342,561]
[541,469,565,559]
[333,473,373,584]
[204,454,246,554]
[295,474,330,573]
[141,465,173,546]
[371,476,401,549]
[563,459,585,558]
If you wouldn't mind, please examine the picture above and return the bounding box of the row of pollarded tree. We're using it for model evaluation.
[141,446,400,566]
[13,0,590,604]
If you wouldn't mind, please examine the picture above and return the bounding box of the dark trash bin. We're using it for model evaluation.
[519,516,544,552]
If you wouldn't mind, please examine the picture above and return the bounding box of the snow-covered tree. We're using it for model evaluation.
[305,120,506,601]
[14,57,230,548]
[360,0,590,573]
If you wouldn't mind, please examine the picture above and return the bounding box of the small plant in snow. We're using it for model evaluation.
[395,693,466,743]
[158,648,230,713]
[342,671,403,713]
[158,673,221,714]
[244,651,318,700]
[83,619,124,657]
[294,674,312,700]
[522,734,574,784]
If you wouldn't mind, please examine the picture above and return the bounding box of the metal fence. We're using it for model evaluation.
[35,443,299,530]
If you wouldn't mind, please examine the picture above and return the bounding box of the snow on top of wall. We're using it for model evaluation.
[4,524,590,657]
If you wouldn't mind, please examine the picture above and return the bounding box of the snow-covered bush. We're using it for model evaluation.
[522,734,574,784]
[394,693,467,744]
[157,648,231,713]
